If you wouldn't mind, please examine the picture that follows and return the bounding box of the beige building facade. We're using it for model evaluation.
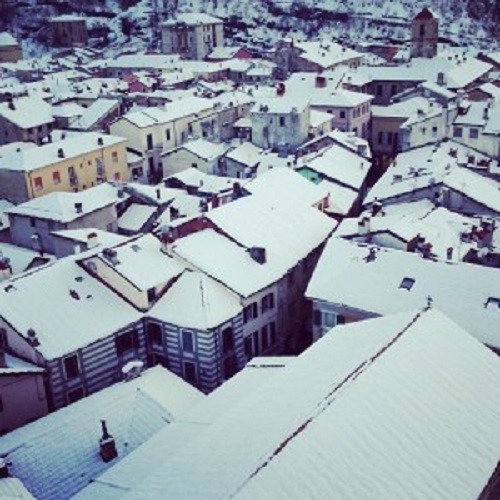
[0,133,128,203]
[161,13,224,60]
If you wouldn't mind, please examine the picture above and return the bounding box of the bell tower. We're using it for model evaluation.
[410,7,439,59]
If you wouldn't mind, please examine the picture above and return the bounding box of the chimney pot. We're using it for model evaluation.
[99,420,118,463]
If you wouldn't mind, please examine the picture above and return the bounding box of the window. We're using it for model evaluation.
[244,336,253,359]
[68,387,84,404]
[324,312,336,328]
[0,328,6,349]
[52,171,61,184]
[148,323,162,346]
[243,302,258,323]
[184,361,197,384]
[376,84,383,96]
[387,132,393,145]
[63,354,80,380]
[313,309,322,326]
[469,128,479,139]
[147,288,156,303]
[261,293,275,313]
[166,129,171,141]
[33,176,43,191]
[112,151,119,163]
[378,131,383,144]
[0,395,3,412]
[339,110,346,119]
[113,172,121,181]
[222,327,234,354]
[147,134,153,150]
[419,24,425,37]
[391,84,397,96]
[399,277,415,291]
[420,127,426,136]
[261,325,269,352]
[223,355,237,379]
[115,330,139,356]
[188,123,193,135]
[182,330,194,352]
[279,116,286,127]
[192,163,198,169]
[453,127,463,138]
[269,321,276,345]
[432,126,438,138]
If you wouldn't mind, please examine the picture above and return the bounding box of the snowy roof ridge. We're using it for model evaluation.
[231,308,428,495]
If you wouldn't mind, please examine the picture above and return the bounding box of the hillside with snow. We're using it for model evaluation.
[0,0,498,58]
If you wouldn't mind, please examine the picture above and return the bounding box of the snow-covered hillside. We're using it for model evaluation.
[1,0,498,58]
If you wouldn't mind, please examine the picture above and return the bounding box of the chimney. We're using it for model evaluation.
[446,246,453,260]
[97,136,104,146]
[103,248,119,265]
[358,216,370,235]
[160,226,174,253]
[436,72,445,86]
[248,246,266,264]
[483,106,489,121]
[169,205,179,220]
[75,202,83,214]
[156,187,161,200]
[276,82,286,96]
[87,232,99,249]
[371,200,383,216]
[0,458,9,479]
[0,255,12,283]
[58,148,65,158]
[27,328,40,347]
[365,247,377,262]
[232,182,242,200]
[99,420,118,463]
[315,75,326,88]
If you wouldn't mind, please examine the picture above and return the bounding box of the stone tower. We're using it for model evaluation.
[410,7,439,59]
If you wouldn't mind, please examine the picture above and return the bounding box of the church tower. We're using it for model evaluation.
[410,7,439,59]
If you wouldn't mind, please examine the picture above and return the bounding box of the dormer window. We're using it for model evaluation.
[399,277,415,291]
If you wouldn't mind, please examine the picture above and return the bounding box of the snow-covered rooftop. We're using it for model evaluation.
[0,257,141,360]
[7,183,121,222]
[0,132,126,173]
[117,203,157,233]
[0,96,53,129]
[96,309,500,499]
[162,13,223,27]
[365,142,500,213]
[168,138,229,161]
[150,270,243,330]
[91,233,185,292]
[295,41,362,69]
[307,237,500,348]
[0,365,204,500]
[246,166,328,208]
[0,32,19,47]
[172,196,335,297]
